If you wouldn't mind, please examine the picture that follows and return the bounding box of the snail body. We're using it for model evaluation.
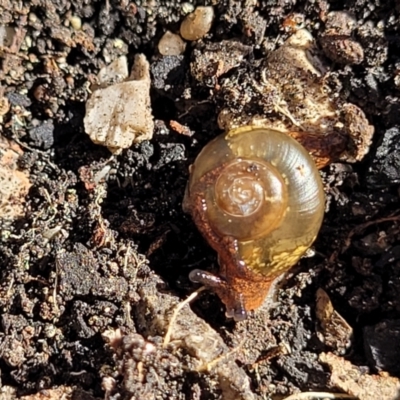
[183,126,325,320]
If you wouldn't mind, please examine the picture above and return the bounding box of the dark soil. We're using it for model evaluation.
[0,0,400,399]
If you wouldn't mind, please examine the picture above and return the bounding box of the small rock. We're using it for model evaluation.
[69,15,82,30]
[180,6,214,41]
[28,120,54,149]
[158,31,186,56]
[84,54,154,153]
[181,2,194,15]
[97,55,129,87]
[320,35,364,65]
[320,11,364,65]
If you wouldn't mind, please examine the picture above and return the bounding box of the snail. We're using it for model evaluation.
[183,126,325,320]
[182,29,374,320]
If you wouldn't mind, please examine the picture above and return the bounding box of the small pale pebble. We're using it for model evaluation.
[28,12,38,23]
[69,15,82,30]
[180,6,214,41]
[23,35,32,49]
[181,2,195,15]
[158,31,186,56]
[84,54,154,153]
[113,38,126,49]
[97,55,129,86]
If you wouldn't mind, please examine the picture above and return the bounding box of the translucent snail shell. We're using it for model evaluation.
[183,126,325,320]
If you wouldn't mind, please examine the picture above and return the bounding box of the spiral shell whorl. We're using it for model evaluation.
[215,160,266,218]
[211,158,288,240]
[187,127,325,278]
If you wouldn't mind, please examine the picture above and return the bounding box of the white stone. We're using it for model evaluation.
[97,55,129,87]
[84,54,154,153]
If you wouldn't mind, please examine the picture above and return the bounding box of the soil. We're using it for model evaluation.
[0,0,400,399]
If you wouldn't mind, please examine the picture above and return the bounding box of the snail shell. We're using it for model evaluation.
[183,126,325,320]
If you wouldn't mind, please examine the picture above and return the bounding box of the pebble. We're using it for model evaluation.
[158,31,186,56]
[69,15,82,30]
[320,35,364,65]
[320,11,364,65]
[97,55,129,87]
[180,6,214,41]
[113,38,126,49]
[181,2,194,15]
[84,54,154,153]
